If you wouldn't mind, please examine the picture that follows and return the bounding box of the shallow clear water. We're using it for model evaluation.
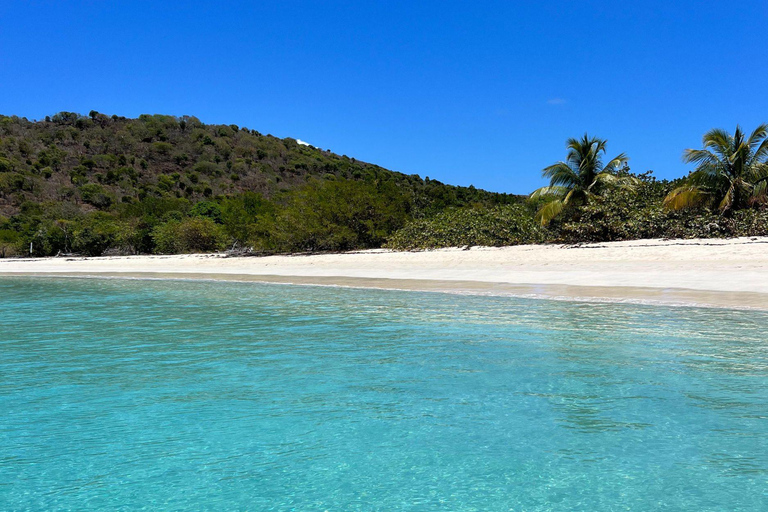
[1,277,767,511]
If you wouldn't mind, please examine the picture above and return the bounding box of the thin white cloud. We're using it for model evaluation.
[296,139,312,146]
[547,98,567,106]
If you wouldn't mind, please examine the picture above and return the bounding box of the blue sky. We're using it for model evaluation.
[1,1,767,194]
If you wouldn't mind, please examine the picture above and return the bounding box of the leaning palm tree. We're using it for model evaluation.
[664,125,768,214]
[530,134,634,225]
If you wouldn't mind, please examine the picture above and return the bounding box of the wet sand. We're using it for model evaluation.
[2,237,767,310]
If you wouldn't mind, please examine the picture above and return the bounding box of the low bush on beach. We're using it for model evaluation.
[386,205,544,250]
[548,190,768,243]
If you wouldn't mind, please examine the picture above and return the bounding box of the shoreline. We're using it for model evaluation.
[2,237,768,311]
[3,272,768,311]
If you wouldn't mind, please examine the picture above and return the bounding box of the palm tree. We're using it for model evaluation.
[664,125,768,214]
[530,134,634,225]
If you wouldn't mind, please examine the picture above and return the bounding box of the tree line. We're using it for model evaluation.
[392,126,768,249]
[1,112,768,256]
[0,112,516,256]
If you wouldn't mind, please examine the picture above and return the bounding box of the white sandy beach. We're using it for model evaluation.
[2,237,768,309]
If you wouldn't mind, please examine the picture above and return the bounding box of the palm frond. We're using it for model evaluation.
[751,167,768,187]
[529,185,569,200]
[588,172,639,194]
[748,124,768,150]
[752,138,768,162]
[683,148,719,165]
[602,153,629,173]
[663,185,711,210]
[702,128,734,157]
[752,180,768,203]
[718,184,736,213]
[535,199,565,226]
[687,167,729,189]
[542,162,580,188]
[590,172,618,188]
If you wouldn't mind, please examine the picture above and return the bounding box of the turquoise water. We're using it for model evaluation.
[1,278,767,511]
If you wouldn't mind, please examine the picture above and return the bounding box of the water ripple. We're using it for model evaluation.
[1,277,767,510]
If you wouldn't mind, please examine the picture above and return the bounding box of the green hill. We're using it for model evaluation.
[0,112,520,256]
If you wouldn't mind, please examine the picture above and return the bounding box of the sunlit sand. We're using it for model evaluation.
[3,237,767,310]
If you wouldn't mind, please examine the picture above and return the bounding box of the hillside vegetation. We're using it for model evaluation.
[2,113,768,257]
[0,112,518,256]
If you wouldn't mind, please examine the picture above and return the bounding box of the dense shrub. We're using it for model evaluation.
[71,214,120,256]
[220,192,274,247]
[549,184,768,243]
[0,234,21,257]
[152,217,227,254]
[259,179,413,252]
[0,220,21,257]
[190,200,223,223]
[386,205,544,250]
